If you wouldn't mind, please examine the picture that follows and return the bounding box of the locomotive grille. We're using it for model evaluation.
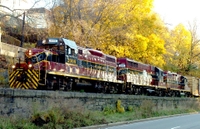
[9,69,39,89]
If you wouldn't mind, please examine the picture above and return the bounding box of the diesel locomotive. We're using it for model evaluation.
[9,37,200,97]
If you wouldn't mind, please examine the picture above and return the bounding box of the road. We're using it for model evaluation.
[102,113,200,129]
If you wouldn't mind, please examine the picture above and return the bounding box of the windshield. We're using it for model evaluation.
[118,69,127,75]
[26,52,46,64]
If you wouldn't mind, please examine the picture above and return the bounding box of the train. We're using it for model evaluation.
[9,37,200,97]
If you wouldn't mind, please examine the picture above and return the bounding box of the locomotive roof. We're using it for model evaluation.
[37,38,78,50]
[78,47,105,57]
[62,38,77,50]
[105,54,116,58]
[118,57,148,66]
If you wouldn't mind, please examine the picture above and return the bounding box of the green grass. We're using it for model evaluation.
[0,99,199,129]
[0,108,197,129]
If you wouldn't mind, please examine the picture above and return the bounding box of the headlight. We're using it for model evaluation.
[28,64,32,68]
[28,50,32,55]
[12,65,15,69]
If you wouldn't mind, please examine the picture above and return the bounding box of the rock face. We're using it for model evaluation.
[0,55,8,86]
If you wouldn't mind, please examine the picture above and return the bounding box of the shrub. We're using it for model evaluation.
[116,100,125,113]
[0,69,9,87]
[103,105,116,115]
[127,105,134,112]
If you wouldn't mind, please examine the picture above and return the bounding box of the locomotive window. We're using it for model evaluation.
[65,49,68,55]
[71,49,75,56]
[25,56,36,64]
[66,46,70,55]
[66,47,75,56]
[127,61,132,67]
[25,53,46,64]
[36,53,46,62]
[133,63,138,68]
[68,48,71,55]
[60,44,65,51]
[118,69,127,75]
[31,56,37,63]
[106,56,115,62]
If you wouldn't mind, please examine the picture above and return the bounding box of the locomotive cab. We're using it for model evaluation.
[117,63,127,81]
[9,38,79,90]
[178,76,186,89]
[151,67,164,86]
[36,38,78,65]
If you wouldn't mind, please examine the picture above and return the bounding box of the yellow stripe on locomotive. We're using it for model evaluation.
[9,63,39,89]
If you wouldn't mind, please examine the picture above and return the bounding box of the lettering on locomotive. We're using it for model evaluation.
[67,58,77,64]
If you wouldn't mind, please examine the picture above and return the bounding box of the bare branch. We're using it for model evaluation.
[0,5,13,12]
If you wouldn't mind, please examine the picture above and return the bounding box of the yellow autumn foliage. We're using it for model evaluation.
[164,24,192,73]
[45,0,200,76]
[116,100,125,113]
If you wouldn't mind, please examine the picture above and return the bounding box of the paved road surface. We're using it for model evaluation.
[102,113,200,129]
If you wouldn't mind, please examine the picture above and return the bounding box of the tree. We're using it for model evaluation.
[0,0,47,45]
[100,0,166,67]
[163,24,191,74]
[48,0,167,67]
[186,21,200,76]
[48,0,114,47]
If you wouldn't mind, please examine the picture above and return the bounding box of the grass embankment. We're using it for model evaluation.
[0,99,199,129]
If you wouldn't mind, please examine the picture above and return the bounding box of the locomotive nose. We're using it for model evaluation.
[15,71,27,82]
[9,64,39,89]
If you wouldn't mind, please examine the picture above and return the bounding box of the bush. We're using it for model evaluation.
[103,105,116,115]
[116,100,125,113]
[127,105,134,112]
[0,69,9,87]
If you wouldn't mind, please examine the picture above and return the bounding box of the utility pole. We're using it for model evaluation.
[20,12,25,47]
[18,12,25,65]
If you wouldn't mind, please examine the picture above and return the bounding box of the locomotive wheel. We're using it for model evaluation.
[64,82,73,91]
[134,87,141,95]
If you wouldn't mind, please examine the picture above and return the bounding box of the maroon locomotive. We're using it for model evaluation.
[9,38,123,93]
[117,57,192,96]
[9,37,199,96]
